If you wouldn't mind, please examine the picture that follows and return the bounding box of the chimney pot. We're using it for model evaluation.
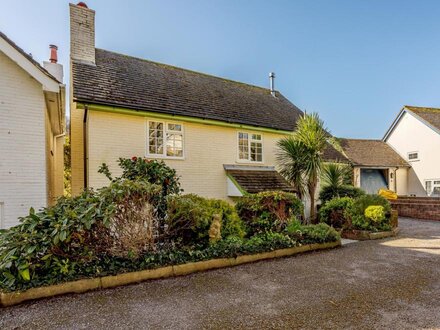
[49,44,58,63]
[77,2,88,8]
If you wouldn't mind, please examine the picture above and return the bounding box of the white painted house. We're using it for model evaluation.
[384,106,440,197]
[0,32,65,228]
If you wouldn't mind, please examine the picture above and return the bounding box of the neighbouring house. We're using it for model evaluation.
[384,106,440,197]
[0,32,65,229]
[69,3,346,202]
[339,138,409,195]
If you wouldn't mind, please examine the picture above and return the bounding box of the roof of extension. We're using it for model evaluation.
[339,138,409,167]
[225,167,296,194]
[405,106,440,132]
[0,31,59,83]
[72,48,304,131]
[323,143,350,163]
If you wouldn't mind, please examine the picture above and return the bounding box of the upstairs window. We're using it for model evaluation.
[408,152,419,161]
[147,121,184,158]
[425,179,440,196]
[238,132,263,162]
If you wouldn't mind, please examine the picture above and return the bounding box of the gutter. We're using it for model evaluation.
[83,105,89,189]
[75,102,294,135]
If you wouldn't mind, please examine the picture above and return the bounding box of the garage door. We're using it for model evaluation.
[360,169,388,194]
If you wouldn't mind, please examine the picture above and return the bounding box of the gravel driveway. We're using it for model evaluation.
[1,218,439,330]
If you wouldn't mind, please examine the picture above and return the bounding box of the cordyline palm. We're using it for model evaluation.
[321,163,352,189]
[277,113,328,224]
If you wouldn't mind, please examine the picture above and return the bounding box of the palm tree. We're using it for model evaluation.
[277,113,328,223]
[276,138,307,201]
[321,163,352,189]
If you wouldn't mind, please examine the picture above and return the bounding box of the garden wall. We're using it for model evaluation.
[391,197,440,221]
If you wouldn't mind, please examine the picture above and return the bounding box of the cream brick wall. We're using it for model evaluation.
[69,3,95,63]
[0,51,47,228]
[82,110,285,200]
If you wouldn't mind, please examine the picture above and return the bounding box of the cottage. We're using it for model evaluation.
[384,106,440,196]
[0,32,65,228]
[69,3,345,201]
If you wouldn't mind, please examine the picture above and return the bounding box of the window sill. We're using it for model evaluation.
[146,154,185,161]
[236,159,264,164]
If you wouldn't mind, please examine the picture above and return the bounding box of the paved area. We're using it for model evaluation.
[1,218,439,329]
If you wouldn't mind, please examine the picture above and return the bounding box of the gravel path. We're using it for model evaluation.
[1,218,439,330]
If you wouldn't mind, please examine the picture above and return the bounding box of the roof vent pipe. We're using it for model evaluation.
[269,72,276,97]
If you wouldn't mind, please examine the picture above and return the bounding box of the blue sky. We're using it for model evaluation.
[1,0,440,138]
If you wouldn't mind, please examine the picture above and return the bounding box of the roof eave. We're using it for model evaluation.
[74,99,295,134]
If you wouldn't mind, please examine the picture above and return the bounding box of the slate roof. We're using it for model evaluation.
[0,31,59,83]
[405,106,440,132]
[72,48,304,131]
[339,138,409,167]
[225,167,296,194]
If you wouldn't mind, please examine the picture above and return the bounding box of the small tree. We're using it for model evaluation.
[277,113,328,223]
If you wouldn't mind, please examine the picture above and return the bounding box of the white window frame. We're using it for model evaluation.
[146,120,184,159]
[425,179,440,196]
[407,151,419,162]
[236,131,263,163]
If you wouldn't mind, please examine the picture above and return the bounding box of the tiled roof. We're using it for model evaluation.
[405,106,440,132]
[226,167,296,194]
[0,31,59,83]
[72,48,304,131]
[339,138,409,167]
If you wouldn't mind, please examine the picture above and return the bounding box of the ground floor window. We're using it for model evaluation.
[425,179,440,196]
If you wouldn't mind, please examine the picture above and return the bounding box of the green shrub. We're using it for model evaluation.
[364,205,385,222]
[99,157,181,218]
[300,223,340,243]
[0,180,161,291]
[319,197,353,228]
[286,220,340,244]
[319,185,365,203]
[166,194,245,247]
[235,191,303,237]
[345,195,392,231]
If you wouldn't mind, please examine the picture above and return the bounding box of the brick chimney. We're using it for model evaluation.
[43,45,64,82]
[69,2,95,64]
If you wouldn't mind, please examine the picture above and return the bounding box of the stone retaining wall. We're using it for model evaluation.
[391,197,440,221]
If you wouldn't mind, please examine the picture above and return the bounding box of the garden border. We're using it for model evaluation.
[341,227,399,240]
[0,240,340,307]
